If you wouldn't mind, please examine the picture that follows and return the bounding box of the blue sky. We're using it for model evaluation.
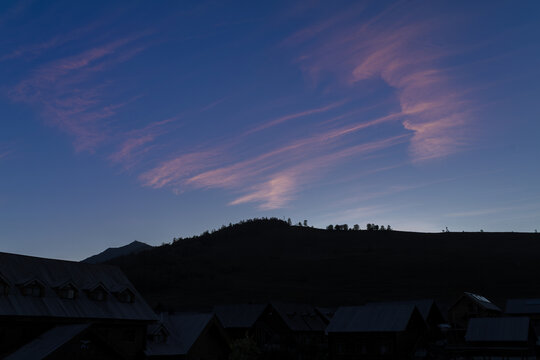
[1,0,539,260]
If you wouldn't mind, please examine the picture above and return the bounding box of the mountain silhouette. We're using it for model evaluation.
[105,218,540,311]
[82,240,153,264]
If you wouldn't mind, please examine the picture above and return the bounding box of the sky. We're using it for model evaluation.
[1,0,540,260]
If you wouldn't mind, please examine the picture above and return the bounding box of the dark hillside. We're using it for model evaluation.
[107,219,540,311]
[82,240,152,264]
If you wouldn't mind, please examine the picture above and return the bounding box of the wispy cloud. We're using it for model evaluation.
[139,149,224,190]
[194,133,407,209]
[286,4,474,162]
[0,21,101,62]
[243,99,348,135]
[9,32,152,152]
[199,97,229,113]
[109,116,182,169]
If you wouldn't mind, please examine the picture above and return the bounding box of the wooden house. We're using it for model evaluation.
[271,303,329,359]
[214,303,291,357]
[447,292,501,330]
[447,317,537,359]
[214,304,290,347]
[145,313,230,360]
[326,304,428,360]
[0,251,157,359]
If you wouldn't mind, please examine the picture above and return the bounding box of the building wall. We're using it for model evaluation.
[329,332,399,360]
[187,320,230,360]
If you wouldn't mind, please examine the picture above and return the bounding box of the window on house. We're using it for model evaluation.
[152,331,167,343]
[58,286,76,299]
[89,287,107,301]
[21,281,43,297]
[117,289,135,303]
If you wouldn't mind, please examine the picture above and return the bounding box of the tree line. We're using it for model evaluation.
[326,223,392,231]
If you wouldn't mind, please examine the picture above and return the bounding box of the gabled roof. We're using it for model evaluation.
[466,317,531,342]
[315,306,337,322]
[0,252,156,322]
[326,304,419,333]
[214,304,268,328]
[506,299,540,315]
[272,303,327,332]
[51,279,78,290]
[462,292,501,312]
[146,313,216,356]
[5,324,90,360]
[366,299,437,322]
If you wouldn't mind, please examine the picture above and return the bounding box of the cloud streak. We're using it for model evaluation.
[243,99,348,135]
[109,116,182,169]
[9,32,152,152]
[287,4,474,161]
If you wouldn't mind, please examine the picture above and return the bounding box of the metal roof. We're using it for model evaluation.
[464,292,501,312]
[272,303,327,332]
[145,313,215,356]
[5,324,90,360]
[326,304,418,333]
[0,252,157,322]
[366,299,436,321]
[506,299,540,315]
[214,304,268,328]
[315,307,337,322]
[465,317,531,342]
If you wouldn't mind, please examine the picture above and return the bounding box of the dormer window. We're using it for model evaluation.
[20,280,44,297]
[148,325,169,344]
[56,283,78,299]
[152,329,168,343]
[87,284,108,301]
[116,288,135,303]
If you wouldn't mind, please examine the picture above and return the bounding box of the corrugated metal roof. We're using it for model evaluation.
[366,299,435,321]
[506,299,540,315]
[5,324,90,360]
[465,317,530,342]
[464,292,501,312]
[272,303,327,332]
[214,304,267,328]
[0,252,157,322]
[326,304,417,333]
[145,313,214,356]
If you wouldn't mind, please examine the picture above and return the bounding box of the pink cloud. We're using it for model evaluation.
[185,112,400,191]
[229,173,297,209]
[9,33,151,152]
[243,99,348,135]
[226,135,407,209]
[0,21,102,62]
[287,6,473,161]
[139,150,223,189]
[138,99,407,209]
[109,117,181,168]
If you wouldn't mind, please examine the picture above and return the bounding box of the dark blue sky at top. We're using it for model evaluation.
[1,0,539,260]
